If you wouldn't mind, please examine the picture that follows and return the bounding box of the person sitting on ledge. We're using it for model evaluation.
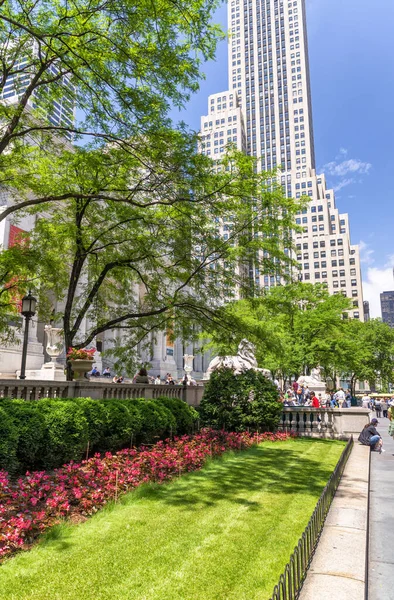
[358,418,385,453]
[134,367,150,384]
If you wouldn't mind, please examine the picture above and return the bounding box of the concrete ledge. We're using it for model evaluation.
[299,443,370,600]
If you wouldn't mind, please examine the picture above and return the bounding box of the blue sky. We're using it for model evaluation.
[173,0,394,317]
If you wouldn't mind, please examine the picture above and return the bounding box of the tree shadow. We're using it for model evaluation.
[138,439,344,510]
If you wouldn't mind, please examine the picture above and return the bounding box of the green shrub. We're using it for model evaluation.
[0,400,46,472]
[154,397,198,434]
[200,368,282,432]
[129,399,176,443]
[38,400,89,469]
[0,405,19,473]
[67,397,108,449]
[97,400,142,452]
[0,393,197,473]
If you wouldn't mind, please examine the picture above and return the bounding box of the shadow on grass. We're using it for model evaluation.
[32,439,343,556]
[128,438,345,511]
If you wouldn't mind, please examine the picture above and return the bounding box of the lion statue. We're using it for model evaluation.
[205,339,270,379]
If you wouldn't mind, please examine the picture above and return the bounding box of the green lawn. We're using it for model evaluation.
[0,438,345,600]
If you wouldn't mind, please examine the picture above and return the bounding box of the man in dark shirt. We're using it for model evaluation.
[358,418,384,453]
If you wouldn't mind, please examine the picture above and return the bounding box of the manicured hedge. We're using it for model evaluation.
[0,397,198,474]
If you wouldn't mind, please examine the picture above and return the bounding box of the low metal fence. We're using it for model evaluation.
[269,435,354,600]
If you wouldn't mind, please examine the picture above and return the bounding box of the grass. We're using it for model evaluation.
[0,438,345,600]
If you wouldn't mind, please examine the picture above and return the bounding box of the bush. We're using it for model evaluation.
[0,395,199,473]
[96,400,142,452]
[38,400,90,470]
[154,396,199,434]
[200,368,282,432]
[0,405,19,473]
[129,399,176,443]
[0,400,46,472]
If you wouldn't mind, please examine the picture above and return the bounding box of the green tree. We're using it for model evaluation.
[0,0,223,219]
[202,283,351,386]
[336,318,394,394]
[7,142,300,378]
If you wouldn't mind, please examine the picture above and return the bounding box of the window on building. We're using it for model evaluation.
[351,279,357,286]
[352,290,358,297]
[332,260,337,267]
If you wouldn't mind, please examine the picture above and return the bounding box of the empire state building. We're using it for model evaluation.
[199,0,364,320]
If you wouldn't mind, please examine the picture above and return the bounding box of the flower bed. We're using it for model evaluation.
[0,429,292,561]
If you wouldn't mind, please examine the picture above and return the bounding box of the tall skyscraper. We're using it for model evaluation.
[380,292,394,328]
[1,41,75,140]
[200,0,363,319]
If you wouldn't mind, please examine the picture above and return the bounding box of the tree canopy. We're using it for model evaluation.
[0,0,223,218]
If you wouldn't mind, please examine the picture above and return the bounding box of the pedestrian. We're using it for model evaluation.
[304,386,311,403]
[381,398,389,418]
[375,398,382,418]
[297,385,303,404]
[102,367,111,378]
[388,402,394,439]
[154,374,161,385]
[361,393,371,409]
[135,368,150,384]
[358,418,384,453]
[335,388,346,408]
[311,392,320,408]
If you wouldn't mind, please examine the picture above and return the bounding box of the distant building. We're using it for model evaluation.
[0,40,75,140]
[380,291,394,327]
[363,300,370,322]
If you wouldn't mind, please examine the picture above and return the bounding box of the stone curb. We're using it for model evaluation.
[299,442,370,600]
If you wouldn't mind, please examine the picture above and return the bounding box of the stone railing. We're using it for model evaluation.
[0,380,204,407]
[278,407,370,439]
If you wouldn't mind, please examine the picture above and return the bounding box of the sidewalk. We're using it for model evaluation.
[299,441,369,600]
[368,419,394,600]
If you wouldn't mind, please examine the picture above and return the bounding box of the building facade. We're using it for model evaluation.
[380,291,394,328]
[199,0,364,318]
[0,40,75,140]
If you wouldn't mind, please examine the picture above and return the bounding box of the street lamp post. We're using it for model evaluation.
[19,291,37,380]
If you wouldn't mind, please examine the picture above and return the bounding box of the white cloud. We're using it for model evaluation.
[324,158,372,177]
[359,240,375,266]
[333,178,355,192]
[338,147,348,158]
[363,265,394,318]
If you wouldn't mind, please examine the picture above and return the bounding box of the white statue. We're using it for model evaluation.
[297,366,325,394]
[206,339,270,379]
[44,325,64,362]
[183,354,195,383]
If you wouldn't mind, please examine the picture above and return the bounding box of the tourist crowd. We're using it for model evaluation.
[280,383,353,409]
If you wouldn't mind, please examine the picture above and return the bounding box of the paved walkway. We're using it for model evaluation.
[299,441,370,600]
[368,419,394,600]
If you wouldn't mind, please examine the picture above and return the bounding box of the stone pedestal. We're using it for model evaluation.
[20,362,66,381]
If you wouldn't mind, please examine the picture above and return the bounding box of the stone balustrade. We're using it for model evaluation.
[278,407,370,439]
[0,379,204,407]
